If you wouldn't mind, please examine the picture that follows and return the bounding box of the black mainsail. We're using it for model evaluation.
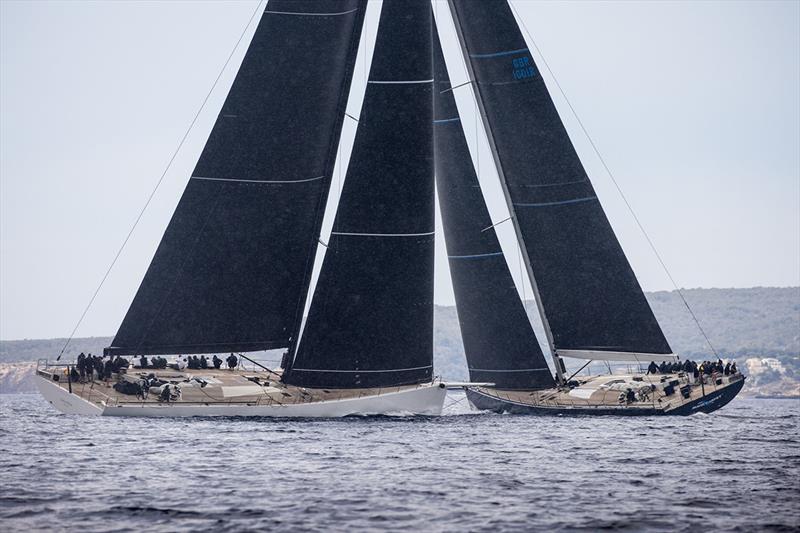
[433,24,553,390]
[106,1,367,356]
[448,0,673,366]
[284,0,434,389]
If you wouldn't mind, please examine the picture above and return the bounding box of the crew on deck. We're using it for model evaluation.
[212,355,222,369]
[226,353,238,370]
[646,359,739,381]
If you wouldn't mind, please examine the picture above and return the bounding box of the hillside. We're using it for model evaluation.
[2,287,798,396]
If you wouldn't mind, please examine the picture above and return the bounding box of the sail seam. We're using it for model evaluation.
[516,178,589,188]
[290,365,432,373]
[470,47,529,59]
[448,251,503,259]
[469,368,551,372]
[191,175,325,184]
[331,231,435,237]
[368,79,434,84]
[264,8,359,17]
[514,196,597,208]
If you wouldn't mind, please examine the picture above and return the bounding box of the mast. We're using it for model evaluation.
[446,0,565,383]
[106,1,367,356]
[283,0,435,389]
[447,0,675,378]
[433,19,554,390]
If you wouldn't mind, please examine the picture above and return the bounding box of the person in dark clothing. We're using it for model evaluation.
[625,388,636,404]
[70,366,80,382]
[724,362,731,376]
[659,361,668,374]
[730,362,738,374]
[199,355,208,369]
[226,353,238,370]
[160,384,171,403]
[85,356,95,382]
[104,359,113,382]
[212,355,222,369]
[139,355,149,369]
[77,352,87,382]
[647,361,659,375]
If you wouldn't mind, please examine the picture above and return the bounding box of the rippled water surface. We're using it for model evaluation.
[1,394,798,531]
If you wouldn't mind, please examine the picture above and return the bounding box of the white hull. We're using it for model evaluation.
[35,375,446,418]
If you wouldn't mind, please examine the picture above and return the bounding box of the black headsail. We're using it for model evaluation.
[106,1,367,356]
[283,0,434,389]
[448,0,673,366]
[433,24,553,390]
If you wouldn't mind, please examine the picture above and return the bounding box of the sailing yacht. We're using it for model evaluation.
[36,0,742,418]
[438,0,744,415]
[36,0,447,417]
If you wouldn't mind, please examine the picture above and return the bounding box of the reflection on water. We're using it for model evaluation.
[0,394,798,531]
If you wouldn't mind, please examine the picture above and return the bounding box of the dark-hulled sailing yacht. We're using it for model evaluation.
[35,0,447,417]
[439,0,743,415]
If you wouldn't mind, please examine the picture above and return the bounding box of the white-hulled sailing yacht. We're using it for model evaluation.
[36,0,447,417]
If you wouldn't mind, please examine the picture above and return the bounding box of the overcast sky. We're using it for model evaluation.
[1,0,798,341]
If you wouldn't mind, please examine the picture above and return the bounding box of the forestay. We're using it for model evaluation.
[284,0,435,389]
[433,23,554,389]
[106,0,367,356]
[448,0,674,360]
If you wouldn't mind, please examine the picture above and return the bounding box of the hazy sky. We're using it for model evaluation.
[1,0,798,340]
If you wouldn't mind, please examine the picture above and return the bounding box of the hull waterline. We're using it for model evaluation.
[35,373,447,418]
[466,375,745,416]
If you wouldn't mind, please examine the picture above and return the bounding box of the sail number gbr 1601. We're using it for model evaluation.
[512,56,536,80]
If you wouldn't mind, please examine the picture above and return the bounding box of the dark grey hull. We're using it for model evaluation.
[466,377,745,416]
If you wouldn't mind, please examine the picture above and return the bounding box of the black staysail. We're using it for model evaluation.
[106,1,367,356]
[433,25,553,389]
[284,0,434,389]
[448,0,672,359]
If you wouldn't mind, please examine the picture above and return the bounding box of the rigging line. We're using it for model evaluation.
[480,215,513,233]
[55,0,265,362]
[508,0,719,358]
[439,79,473,94]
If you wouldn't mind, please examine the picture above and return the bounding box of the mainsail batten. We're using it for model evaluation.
[448,0,673,364]
[106,0,368,356]
[432,22,554,390]
[284,0,435,389]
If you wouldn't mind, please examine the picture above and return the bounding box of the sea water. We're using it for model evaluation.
[0,394,798,532]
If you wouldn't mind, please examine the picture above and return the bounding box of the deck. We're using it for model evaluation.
[472,371,745,414]
[35,361,429,409]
